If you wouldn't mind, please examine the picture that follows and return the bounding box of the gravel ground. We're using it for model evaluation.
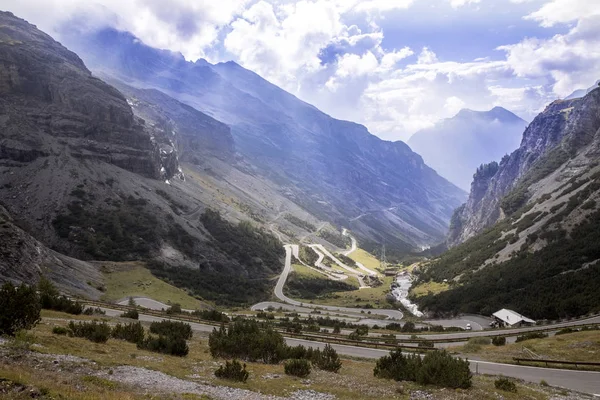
[100,366,336,400]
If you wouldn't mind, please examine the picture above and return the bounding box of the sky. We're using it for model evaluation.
[4,0,600,141]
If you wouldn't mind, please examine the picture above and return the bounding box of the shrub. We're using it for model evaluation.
[52,326,69,335]
[38,278,83,315]
[112,322,145,344]
[214,360,249,382]
[515,332,548,342]
[149,320,192,340]
[495,377,517,392]
[492,336,506,346]
[83,307,106,316]
[68,321,111,343]
[418,341,434,349]
[374,350,471,389]
[555,327,576,336]
[192,309,230,322]
[417,351,472,389]
[374,349,421,382]
[137,335,189,356]
[284,359,311,377]
[120,310,139,320]
[0,282,41,336]
[313,344,342,373]
[166,304,182,315]
[209,320,287,364]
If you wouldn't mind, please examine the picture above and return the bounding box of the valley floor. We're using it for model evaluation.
[0,310,593,400]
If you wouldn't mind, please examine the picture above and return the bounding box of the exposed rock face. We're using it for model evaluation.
[448,88,600,246]
[0,12,171,180]
[0,205,103,298]
[62,28,466,249]
[408,107,527,190]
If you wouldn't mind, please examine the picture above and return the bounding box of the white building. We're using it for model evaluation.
[492,309,536,328]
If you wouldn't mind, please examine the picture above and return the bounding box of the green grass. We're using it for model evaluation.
[453,330,600,365]
[291,264,327,279]
[347,249,381,272]
[410,281,450,298]
[101,262,209,310]
[305,276,396,309]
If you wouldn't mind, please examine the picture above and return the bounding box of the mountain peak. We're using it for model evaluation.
[455,106,525,124]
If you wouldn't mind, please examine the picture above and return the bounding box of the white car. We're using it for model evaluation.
[465,323,472,330]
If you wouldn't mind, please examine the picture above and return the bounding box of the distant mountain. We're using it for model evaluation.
[565,80,600,100]
[60,27,467,250]
[408,107,528,190]
[416,85,600,320]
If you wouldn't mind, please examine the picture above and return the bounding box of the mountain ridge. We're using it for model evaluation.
[60,26,466,250]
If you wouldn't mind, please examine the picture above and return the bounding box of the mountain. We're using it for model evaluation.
[565,80,600,100]
[415,85,600,320]
[60,28,467,250]
[0,11,289,303]
[408,107,527,190]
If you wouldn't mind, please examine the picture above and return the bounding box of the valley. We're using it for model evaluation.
[1,7,600,400]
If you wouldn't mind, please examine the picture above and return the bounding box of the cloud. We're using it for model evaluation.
[448,0,481,8]
[525,0,600,27]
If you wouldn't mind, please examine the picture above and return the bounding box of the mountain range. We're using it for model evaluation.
[59,27,466,250]
[408,107,528,190]
[0,12,464,301]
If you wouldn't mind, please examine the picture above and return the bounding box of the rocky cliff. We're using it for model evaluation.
[448,92,599,246]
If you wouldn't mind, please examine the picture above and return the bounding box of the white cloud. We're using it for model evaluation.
[448,0,481,8]
[525,0,600,27]
[417,47,439,64]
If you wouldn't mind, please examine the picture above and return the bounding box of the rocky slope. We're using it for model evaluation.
[448,91,600,246]
[61,28,466,251]
[0,12,283,301]
[416,86,600,319]
[408,107,527,190]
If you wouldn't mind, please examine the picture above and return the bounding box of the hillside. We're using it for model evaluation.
[0,11,284,304]
[416,87,600,319]
[408,107,527,190]
[60,28,466,251]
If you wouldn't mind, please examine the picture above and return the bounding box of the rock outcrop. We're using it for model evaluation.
[448,88,600,246]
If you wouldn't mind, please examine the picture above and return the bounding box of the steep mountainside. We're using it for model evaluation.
[0,12,284,303]
[62,28,466,250]
[408,107,527,190]
[416,87,600,319]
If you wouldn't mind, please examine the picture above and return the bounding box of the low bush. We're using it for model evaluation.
[166,304,182,315]
[492,336,506,346]
[149,320,192,340]
[120,310,139,320]
[192,309,230,323]
[52,326,68,335]
[555,327,576,336]
[214,359,249,382]
[0,282,41,336]
[83,307,106,316]
[137,335,189,356]
[495,377,517,392]
[68,321,111,343]
[209,320,287,364]
[418,341,434,349]
[374,349,471,389]
[112,322,145,344]
[313,344,342,373]
[284,359,311,377]
[515,332,548,342]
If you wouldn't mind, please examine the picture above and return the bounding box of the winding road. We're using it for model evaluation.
[256,244,404,320]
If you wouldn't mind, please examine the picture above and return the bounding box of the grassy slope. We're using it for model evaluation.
[454,330,600,364]
[410,281,450,298]
[348,249,381,272]
[100,262,208,310]
[307,276,396,309]
[0,312,569,400]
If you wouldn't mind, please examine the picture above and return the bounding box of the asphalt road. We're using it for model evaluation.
[100,307,600,395]
[268,245,403,320]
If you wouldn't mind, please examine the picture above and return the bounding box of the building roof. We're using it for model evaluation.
[492,308,536,325]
